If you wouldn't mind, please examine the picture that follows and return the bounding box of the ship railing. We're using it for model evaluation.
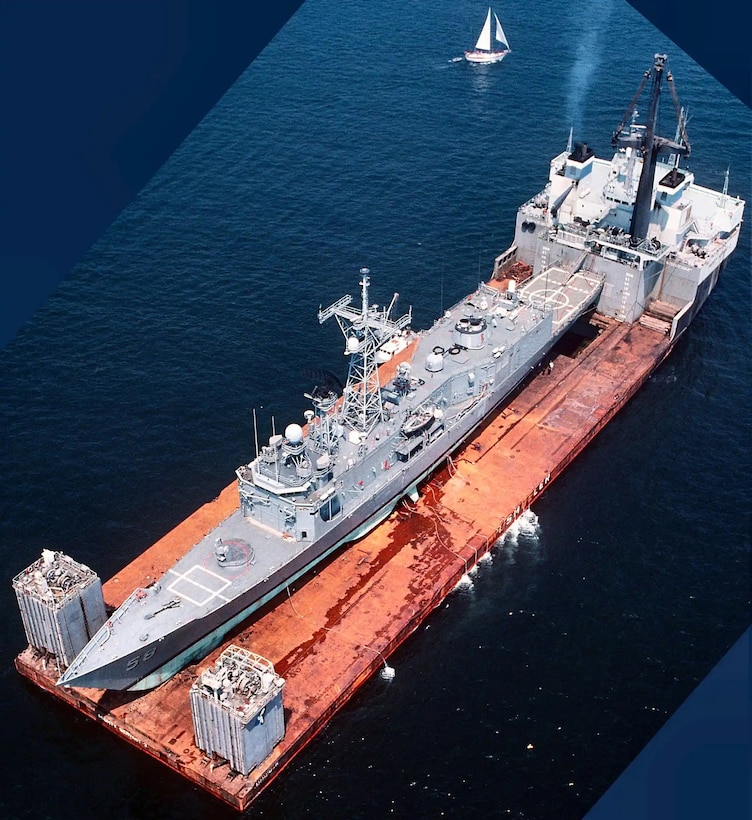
[318,294,352,323]
[236,464,253,482]
[670,238,728,270]
[518,187,550,215]
[238,462,310,494]
[253,462,312,490]
[666,254,697,273]
[550,217,673,262]
[555,228,588,250]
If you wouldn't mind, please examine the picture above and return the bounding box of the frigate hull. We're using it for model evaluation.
[58,268,603,691]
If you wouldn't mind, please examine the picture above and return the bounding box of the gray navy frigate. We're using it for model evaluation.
[58,55,744,691]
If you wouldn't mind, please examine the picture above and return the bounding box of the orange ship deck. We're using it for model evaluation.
[15,314,672,811]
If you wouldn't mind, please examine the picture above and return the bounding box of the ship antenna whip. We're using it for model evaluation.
[252,408,259,460]
[440,264,445,314]
[271,415,279,481]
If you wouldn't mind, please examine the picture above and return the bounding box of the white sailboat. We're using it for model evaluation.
[464,8,510,64]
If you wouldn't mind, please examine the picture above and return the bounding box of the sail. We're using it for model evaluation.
[494,13,509,49]
[474,9,492,52]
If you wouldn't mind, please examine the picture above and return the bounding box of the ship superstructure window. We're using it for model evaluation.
[319,494,342,522]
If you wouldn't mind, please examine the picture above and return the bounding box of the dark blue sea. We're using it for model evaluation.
[1,1,749,817]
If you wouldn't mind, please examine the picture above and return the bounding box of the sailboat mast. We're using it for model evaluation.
[465,7,510,62]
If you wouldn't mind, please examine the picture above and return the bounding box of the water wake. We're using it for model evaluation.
[380,664,396,682]
[499,509,542,563]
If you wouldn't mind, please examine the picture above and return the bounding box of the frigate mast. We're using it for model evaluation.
[318,268,411,435]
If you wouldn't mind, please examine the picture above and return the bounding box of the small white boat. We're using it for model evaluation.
[465,8,510,64]
[401,405,437,437]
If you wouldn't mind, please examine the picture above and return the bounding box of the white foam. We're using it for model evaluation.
[516,509,540,538]
[380,664,395,682]
[499,509,542,559]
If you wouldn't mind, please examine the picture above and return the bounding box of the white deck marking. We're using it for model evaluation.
[526,271,602,329]
[166,565,233,607]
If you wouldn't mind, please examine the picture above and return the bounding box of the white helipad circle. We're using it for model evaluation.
[528,287,570,310]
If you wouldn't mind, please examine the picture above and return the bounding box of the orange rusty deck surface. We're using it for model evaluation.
[16,315,671,812]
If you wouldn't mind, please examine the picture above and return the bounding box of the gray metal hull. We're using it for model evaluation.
[60,274,600,691]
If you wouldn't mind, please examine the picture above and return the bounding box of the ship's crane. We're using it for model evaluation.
[611,53,691,242]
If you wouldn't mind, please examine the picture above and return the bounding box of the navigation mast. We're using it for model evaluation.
[318,269,411,435]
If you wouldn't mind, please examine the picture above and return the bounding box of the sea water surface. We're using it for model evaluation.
[1,1,749,818]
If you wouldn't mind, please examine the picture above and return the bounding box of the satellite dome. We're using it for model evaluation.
[347,336,359,353]
[425,352,444,372]
[285,423,304,444]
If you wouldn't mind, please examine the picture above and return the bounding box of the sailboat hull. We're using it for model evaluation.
[466,7,510,63]
[464,49,509,64]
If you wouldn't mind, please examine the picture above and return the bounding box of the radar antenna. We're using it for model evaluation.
[318,268,412,435]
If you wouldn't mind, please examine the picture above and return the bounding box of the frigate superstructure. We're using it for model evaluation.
[57,54,744,692]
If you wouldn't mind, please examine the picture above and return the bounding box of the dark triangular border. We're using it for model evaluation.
[0,1,305,347]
